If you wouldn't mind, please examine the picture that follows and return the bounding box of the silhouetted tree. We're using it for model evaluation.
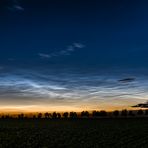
[137,109,143,116]
[113,110,119,117]
[18,113,24,119]
[44,112,50,118]
[5,115,11,119]
[128,110,135,116]
[92,111,96,117]
[63,112,68,118]
[52,112,57,119]
[99,110,107,117]
[81,111,89,118]
[57,113,61,119]
[92,111,100,117]
[33,115,36,119]
[1,115,5,119]
[121,109,128,116]
[38,113,42,119]
[70,112,77,119]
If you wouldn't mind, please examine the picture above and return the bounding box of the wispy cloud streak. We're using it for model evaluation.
[7,0,24,11]
[38,42,85,59]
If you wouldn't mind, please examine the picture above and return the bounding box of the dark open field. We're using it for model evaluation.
[0,118,148,148]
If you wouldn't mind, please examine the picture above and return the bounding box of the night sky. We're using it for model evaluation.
[0,0,148,112]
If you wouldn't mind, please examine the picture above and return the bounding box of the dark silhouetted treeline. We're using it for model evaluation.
[0,109,148,119]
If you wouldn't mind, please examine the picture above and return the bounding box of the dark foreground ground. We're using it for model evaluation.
[0,118,148,148]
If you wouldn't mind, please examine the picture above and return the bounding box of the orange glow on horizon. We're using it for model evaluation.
[0,97,144,114]
[0,104,140,114]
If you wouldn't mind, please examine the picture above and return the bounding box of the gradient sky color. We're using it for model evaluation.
[0,0,148,112]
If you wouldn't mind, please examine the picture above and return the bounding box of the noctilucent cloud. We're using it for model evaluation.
[0,0,148,112]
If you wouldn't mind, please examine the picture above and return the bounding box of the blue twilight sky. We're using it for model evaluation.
[0,0,148,112]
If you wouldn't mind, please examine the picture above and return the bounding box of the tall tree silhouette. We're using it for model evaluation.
[70,112,77,119]
[63,112,68,118]
[52,112,57,119]
[18,113,24,119]
[44,112,50,118]
[81,111,89,118]
[38,113,42,119]
[57,113,61,119]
